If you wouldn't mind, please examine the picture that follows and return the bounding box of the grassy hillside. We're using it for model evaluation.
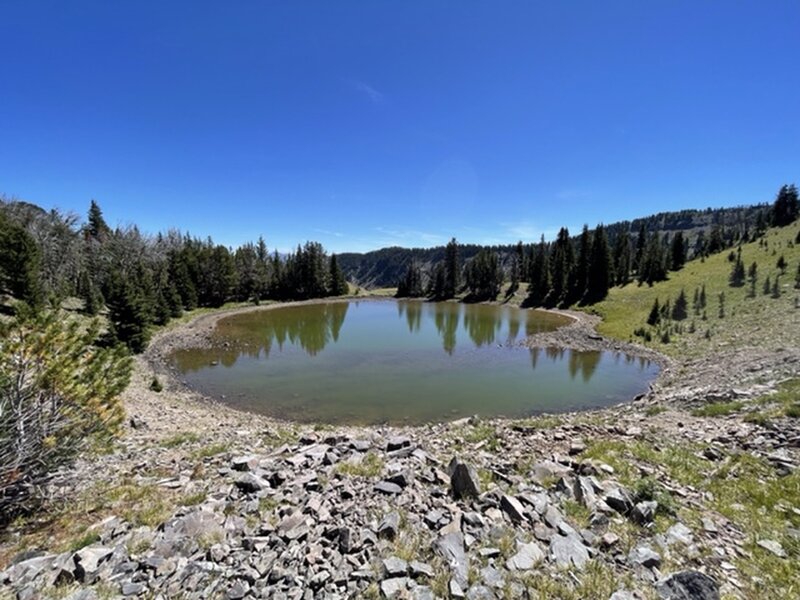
[591,221,800,359]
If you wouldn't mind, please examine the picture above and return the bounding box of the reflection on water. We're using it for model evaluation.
[169,300,659,425]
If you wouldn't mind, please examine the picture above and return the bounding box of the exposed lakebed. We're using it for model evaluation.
[169,300,658,424]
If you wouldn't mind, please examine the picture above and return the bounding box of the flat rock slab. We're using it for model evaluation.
[656,571,720,600]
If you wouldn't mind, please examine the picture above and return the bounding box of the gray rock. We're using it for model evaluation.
[505,542,544,570]
[380,577,410,598]
[121,582,145,596]
[449,579,466,598]
[378,512,401,540]
[655,571,720,600]
[479,565,505,588]
[411,586,436,600]
[530,460,571,484]
[549,534,590,569]
[757,539,787,558]
[451,460,482,499]
[231,455,258,471]
[666,523,693,546]
[410,561,434,578]
[632,500,658,524]
[382,557,408,578]
[386,470,413,488]
[569,439,587,455]
[436,532,469,588]
[609,592,637,600]
[500,495,526,523]
[387,436,411,452]
[574,476,598,508]
[605,486,634,515]
[374,481,403,495]
[234,472,269,493]
[465,585,495,599]
[628,545,661,569]
[73,546,113,582]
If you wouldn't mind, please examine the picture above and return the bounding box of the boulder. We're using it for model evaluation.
[655,571,720,600]
[450,460,482,499]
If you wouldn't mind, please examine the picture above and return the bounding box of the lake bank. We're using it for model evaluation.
[2,295,798,598]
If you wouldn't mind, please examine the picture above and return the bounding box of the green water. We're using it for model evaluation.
[170,300,658,425]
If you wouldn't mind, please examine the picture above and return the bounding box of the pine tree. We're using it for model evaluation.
[396,261,424,298]
[763,274,771,295]
[327,253,348,296]
[570,225,592,303]
[443,238,461,299]
[670,231,687,270]
[105,270,151,353]
[794,262,800,289]
[747,261,758,297]
[86,200,111,240]
[771,184,799,227]
[771,276,781,298]
[647,298,661,326]
[613,231,632,285]
[729,250,746,287]
[0,212,43,309]
[777,255,787,274]
[527,235,551,306]
[718,292,725,318]
[586,224,613,302]
[464,248,503,300]
[549,227,573,305]
[672,289,688,321]
[634,223,647,273]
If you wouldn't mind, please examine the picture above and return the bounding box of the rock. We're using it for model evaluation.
[500,495,526,523]
[374,481,403,495]
[530,460,571,485]
[450,460,482,499]
[701,518,718,534]
[609,592,637,600]
[410,560,434,578]
[449,579,466,598]
[465,585,495,599]
[600,532,620,549]
[411,587,436,600]
[129,416,147,430]
[73,547,113,582]
[757,539,787,558]
[655,571,720,600]
[387,436,411,452]
[631,501,657,524]
[231,455,258,471]
[380,577,410,598]
[382,557,409,578]
[121,582,145,596]
[234,472,269,493]
[378,512,400,540]
[436,532,469,588]
[479,565,505,588]
[549,533,590,569]
[386,470,413,488]
[569,439,587,455]
[505,541,544,570]
[628,545,661,569]
[666,523,693,546]
[573,476,598,508]
[605,486,634,515]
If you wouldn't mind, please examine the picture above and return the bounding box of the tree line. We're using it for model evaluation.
[0,199,348,352]
[396,184,798,307]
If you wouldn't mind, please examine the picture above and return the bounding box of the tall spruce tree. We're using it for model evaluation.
[443,238,460,299]
[549,227,573,306]
[670,231,687,270]
[327,253,348,296]
[772,184,799,227]
[570,225,592,303]
[586,224,613,302]
[527,235,551,305]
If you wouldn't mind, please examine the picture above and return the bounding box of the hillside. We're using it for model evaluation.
[340,204,769,289]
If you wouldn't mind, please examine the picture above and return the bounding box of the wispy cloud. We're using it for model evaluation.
[374,226,445,246]
[312,228,344,238]
[351,79,384,103]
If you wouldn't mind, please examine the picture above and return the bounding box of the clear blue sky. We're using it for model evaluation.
[2,2,798,253]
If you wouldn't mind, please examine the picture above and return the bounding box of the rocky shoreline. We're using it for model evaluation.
[2,299,798,599]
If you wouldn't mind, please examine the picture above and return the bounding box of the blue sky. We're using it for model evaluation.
[2,2,799,253]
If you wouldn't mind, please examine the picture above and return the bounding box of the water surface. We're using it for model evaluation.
[170,300,658,424]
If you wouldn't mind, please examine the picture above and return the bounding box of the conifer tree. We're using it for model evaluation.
[613,231,632,285]
[670,231,687,270]
[728,250,746,287]
[570,225,592,303]
[396,261,424,298]
[647,298,661,326]
[586,224,613,302]
[672,289,688,321]
[0,212,43,309]
[86,200,111,240]
[443,238,461,299]
[747,262,758,297]
[327,253,348,296]
[527,235,551,306]
[777,255,787,274]
[549,227,573,305]
[771,184,799,227]
[763,274,771,296]
[464,248,503,300]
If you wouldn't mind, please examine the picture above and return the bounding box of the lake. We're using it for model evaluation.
[170,300,658,425]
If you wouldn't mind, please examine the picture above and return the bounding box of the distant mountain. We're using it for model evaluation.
[339,203,770,289]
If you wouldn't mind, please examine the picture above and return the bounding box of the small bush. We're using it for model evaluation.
[149,377,163,392]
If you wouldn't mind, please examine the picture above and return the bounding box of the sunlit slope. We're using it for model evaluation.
[591,221,800,358]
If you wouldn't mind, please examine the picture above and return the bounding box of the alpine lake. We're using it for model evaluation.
[170,300,658,425]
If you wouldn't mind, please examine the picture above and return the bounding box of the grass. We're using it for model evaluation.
[161,431,201,448]
[590,221,800,358]
[334,452,385,478]
[190,442,231,460]
[515,414,564,430]
[691,400,743,417]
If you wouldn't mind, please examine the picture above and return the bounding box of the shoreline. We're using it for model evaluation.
[144,297,672,428]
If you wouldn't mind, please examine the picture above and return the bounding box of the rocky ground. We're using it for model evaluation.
[1,302,799,600]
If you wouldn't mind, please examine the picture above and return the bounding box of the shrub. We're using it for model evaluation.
[149,376,163,393]
[0,312,132,520]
